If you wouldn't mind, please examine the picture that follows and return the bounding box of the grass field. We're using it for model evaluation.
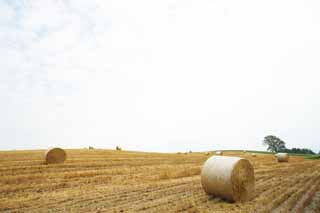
[0,149,320,212]
[225,150,320,159]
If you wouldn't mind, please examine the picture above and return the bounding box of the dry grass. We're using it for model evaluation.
[0,150,319,212]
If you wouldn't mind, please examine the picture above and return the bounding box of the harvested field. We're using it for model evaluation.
[0,150,320,212]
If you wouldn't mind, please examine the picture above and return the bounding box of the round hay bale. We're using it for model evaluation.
[251,153,257,157]
[215,151,223,155]
[116,146,122,151]
[201,156,255,202]
[44,148,67,164]
[275,153,289,162]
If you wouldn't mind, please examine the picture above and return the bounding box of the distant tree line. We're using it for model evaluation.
[280,147,315,155]
[263,135,316,155]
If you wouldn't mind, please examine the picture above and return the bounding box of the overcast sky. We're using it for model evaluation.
[1,0,320,152]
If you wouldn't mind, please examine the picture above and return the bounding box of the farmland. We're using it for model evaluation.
[0,150,320,212]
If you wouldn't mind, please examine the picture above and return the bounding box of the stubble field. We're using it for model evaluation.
[0,149,320,212]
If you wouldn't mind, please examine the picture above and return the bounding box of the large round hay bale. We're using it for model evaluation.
[201,156,255,202]
[215,151,223,155]
[275,153,289,162]
[44,148,67,164]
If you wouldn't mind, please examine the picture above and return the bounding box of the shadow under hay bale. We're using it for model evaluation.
[44,148,67,164]
[201,156,255,202]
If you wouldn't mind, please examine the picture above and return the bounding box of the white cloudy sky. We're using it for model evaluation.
[1,0,320,152]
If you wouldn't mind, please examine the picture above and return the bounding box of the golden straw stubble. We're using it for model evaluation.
[44,148,67,164]
[201,156,255,202]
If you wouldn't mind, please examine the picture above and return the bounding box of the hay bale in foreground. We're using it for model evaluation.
[275,153,289,162]
[215,151,223,155]
[44,148,67,164]
[201,156,255,202]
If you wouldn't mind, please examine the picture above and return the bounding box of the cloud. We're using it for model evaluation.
[1,0,320,152]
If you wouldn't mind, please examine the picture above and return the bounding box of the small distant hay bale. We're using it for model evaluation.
[251,153,257,157]
[243,150,247,154]
[44,148,67,164]
[116,146,122,151]
[201,156,255,202]
[88,146,94,150]
[205,152,211,156]
[275,153,289,162]
[215,151,223,155]
[189,150,192,153]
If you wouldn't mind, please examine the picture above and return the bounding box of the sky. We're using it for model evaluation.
[1,0,320,153]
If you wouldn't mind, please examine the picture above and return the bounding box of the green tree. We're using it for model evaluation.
[262,135,286,152]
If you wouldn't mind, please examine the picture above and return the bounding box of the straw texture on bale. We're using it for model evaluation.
[44,148,67,164]
[215,151,223,155]
[201,156,255,202]
[275,153,289,162]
